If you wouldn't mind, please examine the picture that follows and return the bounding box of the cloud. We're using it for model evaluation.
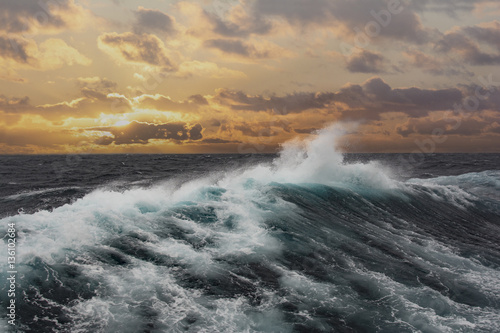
[133,7,177,36]
[403,49,469,76]
[5,76,497,127]
[420,0,497,17]
[360,77,464,116]
[176,61,247,78]
[134,94,203,112]
[204,5,273,37]
[0,37,90,67]
[396,115,500,137]
[0,36,31,63]
[213,89,336,114]
[0,0,91,35]
[0,92,132,122]
[346,50,387,73]
[0,37,91,81]
[463,21,500,51]
[252,0,334,26]
[76,77,118,100]
[77,77,117,91]
[0,2,91,81]
[204,38,286,59]
[92,121,203,145]
[0,95,31,111]
[1,88,206,123]
[294,128,318,134]
[36,96,131,121]
[435,22,500,66]
[212,77,470,118]
[252,0,434,44]
[98,32,176,70]
[234,123,281,137]
[35,38,92,68]
[457,83,500,111]
[205,39,256,57]
[200,138,242,144]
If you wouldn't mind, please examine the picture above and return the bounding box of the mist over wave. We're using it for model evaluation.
[1,125,500,332]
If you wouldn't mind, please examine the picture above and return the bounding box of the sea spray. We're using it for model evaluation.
[222,123,397,190]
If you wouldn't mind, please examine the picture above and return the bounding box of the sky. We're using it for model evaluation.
[0,0,499,154]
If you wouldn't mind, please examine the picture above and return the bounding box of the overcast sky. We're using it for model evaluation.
[1,0,499,153]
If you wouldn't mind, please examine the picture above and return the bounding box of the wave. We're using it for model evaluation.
[1,125,500,332]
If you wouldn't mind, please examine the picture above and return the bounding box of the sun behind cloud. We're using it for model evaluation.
[113,120,132,127]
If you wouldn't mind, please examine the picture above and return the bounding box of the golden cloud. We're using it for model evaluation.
[0,37,91,81]
[176,61,247,78]
[0,0,92,35]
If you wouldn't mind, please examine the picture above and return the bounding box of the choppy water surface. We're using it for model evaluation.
[1,128,499,332]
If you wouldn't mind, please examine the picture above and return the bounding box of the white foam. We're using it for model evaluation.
[0,158,288,332]
[218,123,397,191]
[3,186,81,200]
[408,170,500,203]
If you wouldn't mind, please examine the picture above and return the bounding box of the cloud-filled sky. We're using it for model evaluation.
[0,0,499,153]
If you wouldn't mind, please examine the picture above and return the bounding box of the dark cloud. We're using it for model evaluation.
[253,0,334,25]
[346,50,387,73]
[403,49,470,76]
[456,83,500,111]
[189,123,203,141]
[80,88,107,100]
[396,117,494,137]
[205,39,248,56]
[436,29,500,65]
[204,10,272,37]
[92,121,203,145]
[253,0,434,44]
[234,123,279,137]
[294,128,318,134]
[98,32,176,70]
[204,39,270,58]
[362,78,464,116]
[0,96,31,122]
[463,21,500,51]
[214,77,469,118]
[133,7,176,36]
[76,77,117,100]
[76,77,117,90]
[418,0,495,17]
[0,95,30,109]
[0,0,86,34]
[209,119,222,127]
[0,36,30,63]
[189,94,208,105]
[201,138,241,144]
[214,89,336,114]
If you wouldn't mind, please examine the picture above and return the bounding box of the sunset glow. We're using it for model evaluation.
[1,0,499,154]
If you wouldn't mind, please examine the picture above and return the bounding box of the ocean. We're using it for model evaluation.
[1,129,500,332]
